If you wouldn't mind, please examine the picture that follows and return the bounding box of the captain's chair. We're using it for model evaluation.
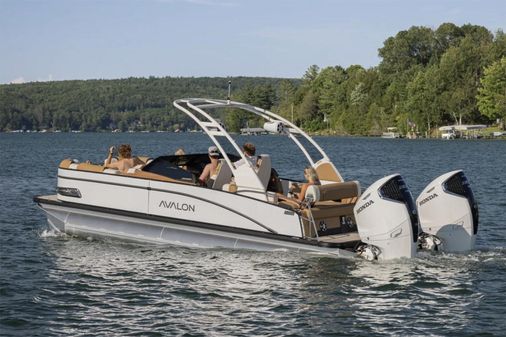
[211,159,233,190]
[255,154,271,189]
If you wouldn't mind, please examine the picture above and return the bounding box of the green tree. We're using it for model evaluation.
[312,66,347,117]
[298,90,319,123]
[275,80,296,121]
[224,110,243,132]
[405,66,442,135]
[378,26,436,74]
[491,29,506,61]
[477,57,506,129]
[435,33,494,125]
[302,64,320,84]
[434,23,465,58]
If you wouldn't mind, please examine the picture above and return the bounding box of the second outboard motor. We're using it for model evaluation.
[354,174,418,260]
[417,170,478,252]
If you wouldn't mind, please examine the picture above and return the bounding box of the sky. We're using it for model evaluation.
[1,0,504,84]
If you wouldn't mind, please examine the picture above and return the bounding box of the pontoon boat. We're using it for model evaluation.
[34,98,479,260]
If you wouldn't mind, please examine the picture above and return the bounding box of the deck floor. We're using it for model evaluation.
[318,232,361,244]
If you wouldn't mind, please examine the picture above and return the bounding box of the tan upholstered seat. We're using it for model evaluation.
[58,158,191,184]
[299,181,361,237]
[76,163,106,173]
[315,162,343,183]
[59,159,74,169]
[318,181,361,202]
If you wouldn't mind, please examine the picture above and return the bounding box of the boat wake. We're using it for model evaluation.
[39,228,66,239]
[417,246,506,262]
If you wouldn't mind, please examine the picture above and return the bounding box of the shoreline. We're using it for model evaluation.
[2,130,505,140]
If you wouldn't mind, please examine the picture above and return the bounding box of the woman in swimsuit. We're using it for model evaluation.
[293,167,321,202]
[199,146,221,186]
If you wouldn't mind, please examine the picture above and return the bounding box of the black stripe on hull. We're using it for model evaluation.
[33,195,359,250]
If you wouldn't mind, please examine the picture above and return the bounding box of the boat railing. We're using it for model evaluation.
[301,201,320,241]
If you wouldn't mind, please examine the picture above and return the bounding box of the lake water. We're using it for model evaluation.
[1,133,505,336]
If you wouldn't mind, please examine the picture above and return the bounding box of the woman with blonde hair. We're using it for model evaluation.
[293,166,321,202]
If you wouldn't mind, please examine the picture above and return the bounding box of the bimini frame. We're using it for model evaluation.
[173,98,344,198]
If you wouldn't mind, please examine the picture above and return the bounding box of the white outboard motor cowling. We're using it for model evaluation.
[417,170,478,252]
[354,174,418,260]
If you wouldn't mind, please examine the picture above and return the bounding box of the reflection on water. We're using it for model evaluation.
[31,235,504,336]
[348,257,477,335]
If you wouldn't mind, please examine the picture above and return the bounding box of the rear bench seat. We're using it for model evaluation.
[58,159,192,184]
[301,181,361,237]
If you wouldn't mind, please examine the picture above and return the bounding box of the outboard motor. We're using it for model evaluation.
[417,170,478,252]
[354,174,418,260]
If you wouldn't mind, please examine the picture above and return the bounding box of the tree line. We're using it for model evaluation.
[0,76,294,132]
[279,23,505,135]
[1,23,505,134]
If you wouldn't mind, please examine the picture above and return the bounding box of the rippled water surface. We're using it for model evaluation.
[1,133,505,336]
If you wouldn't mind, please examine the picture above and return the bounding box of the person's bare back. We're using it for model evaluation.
[105,144,135,172]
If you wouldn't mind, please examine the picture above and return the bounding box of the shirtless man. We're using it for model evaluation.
[105,144,135,172]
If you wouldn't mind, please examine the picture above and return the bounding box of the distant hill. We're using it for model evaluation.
[0,76,298,132]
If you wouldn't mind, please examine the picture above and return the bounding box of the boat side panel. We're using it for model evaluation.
[149,180,303,237]
[56,169,303,237]
[68,212,164,240]
[59,168,150,187]
[57,176,149,214]
[148,187,267,233]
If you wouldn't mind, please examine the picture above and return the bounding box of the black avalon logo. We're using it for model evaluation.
[418,193,439,207]
[159,200,196,212]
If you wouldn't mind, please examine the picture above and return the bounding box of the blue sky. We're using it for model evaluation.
[1,0,504,84]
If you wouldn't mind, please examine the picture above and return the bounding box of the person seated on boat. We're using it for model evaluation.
[175,148,188,170]
[105,144,135,172]
[290,167,321,202]
[234,142,257,168]
[199,146,221,186]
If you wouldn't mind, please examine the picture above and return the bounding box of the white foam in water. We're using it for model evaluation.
[39,229,66,238]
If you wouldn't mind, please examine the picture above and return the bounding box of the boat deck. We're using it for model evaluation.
[316,232,361,248]
[319,232,360,243]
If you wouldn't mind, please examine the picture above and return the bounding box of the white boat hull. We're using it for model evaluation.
[36,196,357,258]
